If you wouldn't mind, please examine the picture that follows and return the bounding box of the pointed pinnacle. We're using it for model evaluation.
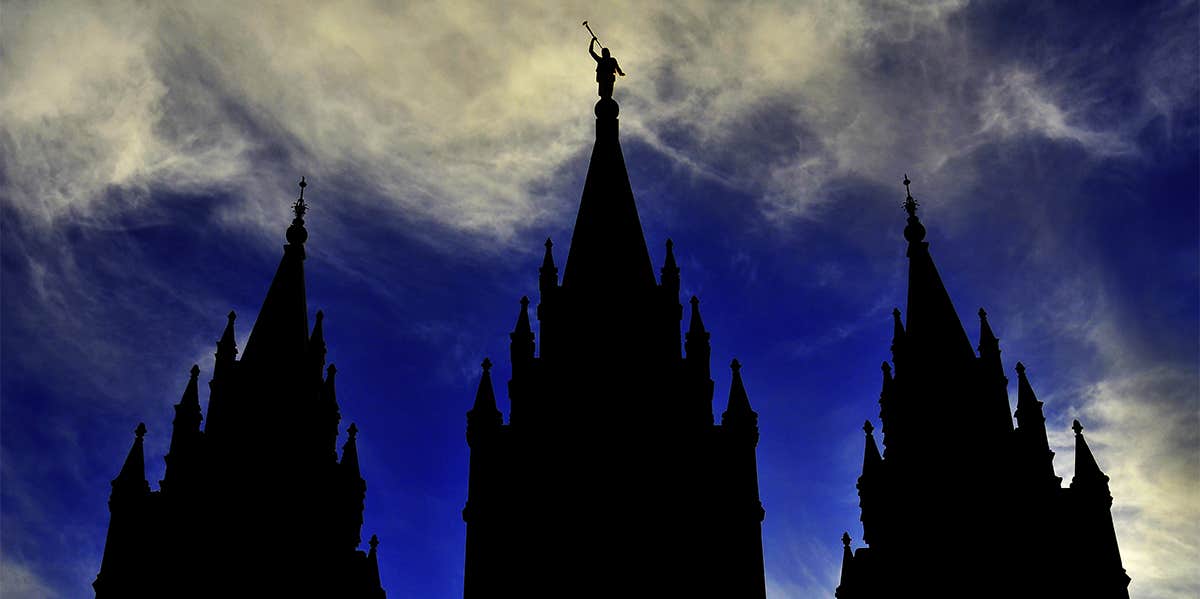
[135,422,147,439]
[1072,419,1083,436]
[863,420,874,435]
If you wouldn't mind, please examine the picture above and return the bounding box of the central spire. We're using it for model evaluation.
[240,177,312,367]
[561,59,655,295]
[900,175,974,366]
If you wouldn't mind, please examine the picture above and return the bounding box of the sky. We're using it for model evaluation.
[1,1,1197,597]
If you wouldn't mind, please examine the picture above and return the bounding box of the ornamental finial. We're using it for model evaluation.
[902,174,926,243]
[286,177,310,245]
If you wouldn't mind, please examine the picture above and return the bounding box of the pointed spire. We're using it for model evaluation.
[899,176,975,366]
[341,422,361,478]
[366,534,384,591]
[324,363,340,412]
[862,420,882,474]
[205,312,238,440]
[1013,362,1058,483]
[722,359,757,426]
[217,311,238,361]
[1070,420,1110,490]
[514,297,532,335]
[660,238,680,291]
[561,90,656,296]
[113,423,150,497]
[838,532,854,589]
[164,366,203,488]
[240,180,312,367]
[539,237,559,294]
[978,308,998,351]
[326,363,338,388]
[510,297,535,372]
[685,296,712,382]
[978,308,1014,434]
[468,358,502,429]
[1014,362,1042,421]
[179,364,201,411]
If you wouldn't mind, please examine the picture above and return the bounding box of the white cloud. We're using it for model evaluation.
[0,560,60,599]
[1,0,1164,242]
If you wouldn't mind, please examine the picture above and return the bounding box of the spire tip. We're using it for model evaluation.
[135,422,147,439]
[1072,419,1083,436]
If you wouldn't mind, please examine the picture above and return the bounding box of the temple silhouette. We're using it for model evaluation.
[461,58,767,596]
[93,180,386,598]
[835,179,1130,598]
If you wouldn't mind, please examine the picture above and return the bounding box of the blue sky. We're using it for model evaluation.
[1,1,1197,597]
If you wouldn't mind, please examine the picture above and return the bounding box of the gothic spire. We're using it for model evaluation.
[661,238,680,291]
[1014,362,1058,484]
[561,90,656,296]
[540,237,559,294]
[978,308,998,352]
[217,310,238,362]
[1070,419,1110,492]
[163,366,202,490]
[1014,362,1044,426]
[978,308,1014,434]
[722,359,757,426]
[838,532,854,592]
[468,358,502,428]
[899,175,975,367]
[113,423,150,498]
[367,534,384,593]
[204,311,238,441]
[240,178,311,369]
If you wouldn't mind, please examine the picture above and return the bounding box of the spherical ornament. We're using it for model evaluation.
[594,97,619,119]
[286,221,308,245]
[903,218,926,243]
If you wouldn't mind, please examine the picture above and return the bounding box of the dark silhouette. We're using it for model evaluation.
[589,36,625,99]
[93,179,386,598]
[462,76,765,596]
[834,177,1130,598]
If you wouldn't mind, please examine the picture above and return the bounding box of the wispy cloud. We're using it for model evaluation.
[4,1,1183,242]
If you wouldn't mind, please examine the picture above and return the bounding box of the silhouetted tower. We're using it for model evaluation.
[462,86,766,596]
[93,179,386,598]
[835,177,1129,598]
